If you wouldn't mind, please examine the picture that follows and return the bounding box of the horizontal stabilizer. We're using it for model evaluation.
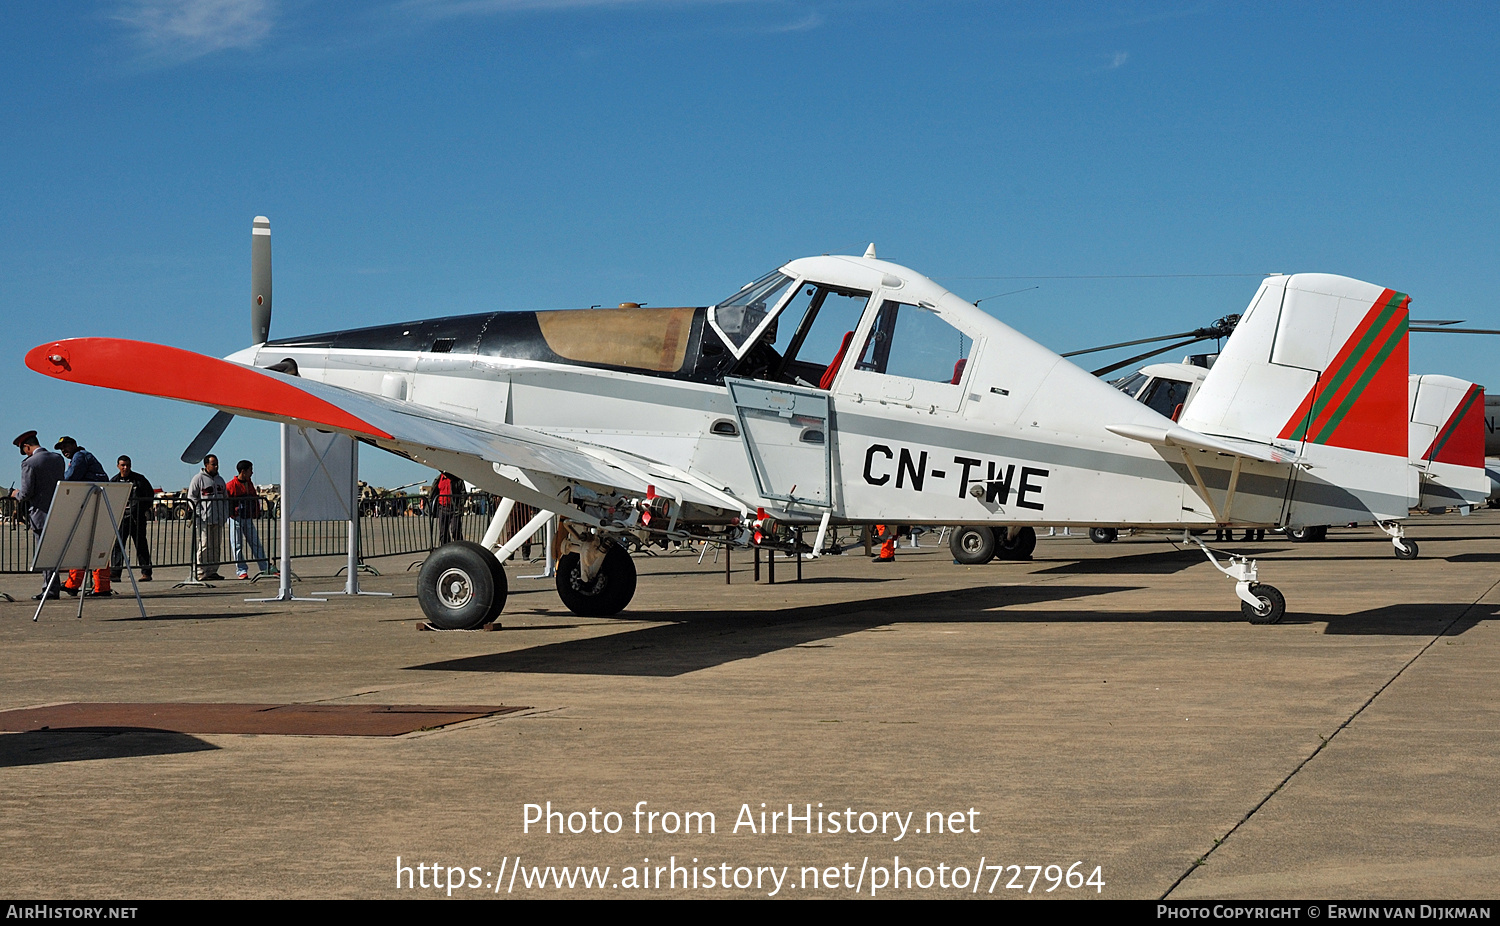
[1105,423,1287,464]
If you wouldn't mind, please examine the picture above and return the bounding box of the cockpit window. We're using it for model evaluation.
[856,301,972,385]
[535,306,697,373]
[711,271,796,350]
[1111,372,1149,398]
[729,283,871,386]
[1141,378,1193,420]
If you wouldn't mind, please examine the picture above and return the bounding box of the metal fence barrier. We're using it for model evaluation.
[0,492,538,574]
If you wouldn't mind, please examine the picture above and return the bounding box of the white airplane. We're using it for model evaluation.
[26,220,1422,628]
[1107,357,1489,532]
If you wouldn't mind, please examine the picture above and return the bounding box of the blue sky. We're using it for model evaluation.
[2,0,1497,490]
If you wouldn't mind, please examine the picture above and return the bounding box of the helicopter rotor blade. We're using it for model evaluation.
[1061,331,1203,358]
[1064,313,1240,359]
[1410,326,1500,335]
[1089,336,1212,378]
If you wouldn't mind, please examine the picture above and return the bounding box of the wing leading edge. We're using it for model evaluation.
[26,338,747,517]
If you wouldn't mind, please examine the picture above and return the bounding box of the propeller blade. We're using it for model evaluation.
[181,410,234,464]
[251,215,272,345]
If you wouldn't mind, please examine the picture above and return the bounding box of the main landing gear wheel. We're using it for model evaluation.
[1286,525,1328,542]
[1394,538,1419,560]
[556,542,638,617]
[417,541,508,629]
[949,525,996,565]
[995,526,1037,561]
[1240,583,1286,625]
[1089,527,1118,544]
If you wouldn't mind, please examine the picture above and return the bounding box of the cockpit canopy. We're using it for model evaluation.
[267,254,981,394]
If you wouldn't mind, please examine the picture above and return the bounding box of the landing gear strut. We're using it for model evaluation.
[1188,534,1286,624]
[1378,520,1418,560]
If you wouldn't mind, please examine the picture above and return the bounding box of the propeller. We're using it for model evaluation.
[251,215,272,345]
[181,411,235,464]
[180,215,273,464]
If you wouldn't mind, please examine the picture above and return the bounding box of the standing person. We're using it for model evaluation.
[11,430,65,600]
[225,460,270,579]
[872,523,897,563]
[54,436,111,596]
[188,454,228,581]
[110,455,154,582]
[428,471,466,546]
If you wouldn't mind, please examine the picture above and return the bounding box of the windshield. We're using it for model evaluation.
[712,271,795,350]
[1110,371,1149,398]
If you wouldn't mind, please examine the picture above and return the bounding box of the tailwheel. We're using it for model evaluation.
[1089,527,1118,544]
[1394,538,1419,560]
[417,541,508,629]
[556,541,638,617]
[1240,583,1286,625]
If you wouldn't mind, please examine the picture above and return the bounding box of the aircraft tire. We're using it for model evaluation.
[995,526,1037,561]
[417,541,508,630]
[1089,527,1118,544]
[1240,583,1286,624]
[1394,538,1419,560]
[556,542,637,617]
[949,526,996,565]
[1286,526,1327,542]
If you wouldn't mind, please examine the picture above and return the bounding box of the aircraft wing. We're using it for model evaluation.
[26,338,748,518]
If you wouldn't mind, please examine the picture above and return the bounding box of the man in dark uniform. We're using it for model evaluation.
[10,430,65,600]
[111,455,154,582]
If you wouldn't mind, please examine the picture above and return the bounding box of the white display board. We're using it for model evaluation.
[32,482,134,572]
[284,429,356,522]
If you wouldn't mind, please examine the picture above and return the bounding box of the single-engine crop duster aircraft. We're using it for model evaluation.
[27,220,1420,628]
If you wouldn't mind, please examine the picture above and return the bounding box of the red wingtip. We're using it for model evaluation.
[26,337,392,440]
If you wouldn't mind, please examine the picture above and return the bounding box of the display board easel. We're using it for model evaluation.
[31,482,146,621]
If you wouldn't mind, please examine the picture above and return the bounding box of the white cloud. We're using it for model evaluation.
[114,0,277,61]
[769,10,822,32]
[1106,50,1129,69]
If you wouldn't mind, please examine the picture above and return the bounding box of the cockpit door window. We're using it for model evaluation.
[855,301,973,384]
[839,300,978,413]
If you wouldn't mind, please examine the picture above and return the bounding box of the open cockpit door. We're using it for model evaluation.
[725,377,834,509]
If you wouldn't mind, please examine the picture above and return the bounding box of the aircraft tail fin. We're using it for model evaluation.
[1178,274,1411,523]
[1410,375,1488,509]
